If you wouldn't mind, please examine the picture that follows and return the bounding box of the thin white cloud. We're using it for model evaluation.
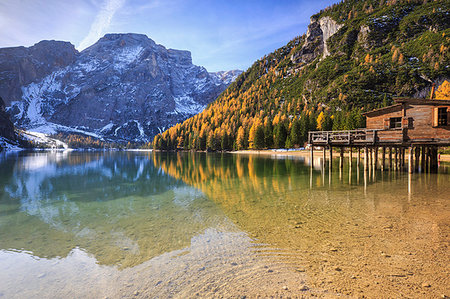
[78,0,126,50]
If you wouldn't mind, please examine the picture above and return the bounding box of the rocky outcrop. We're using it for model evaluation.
[1,34,242,142]
[0,96,16,141]
[357,25,371,49]
[291,16,343,64]
[319,17,344,57]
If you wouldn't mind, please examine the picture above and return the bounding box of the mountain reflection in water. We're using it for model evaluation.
[0,151,231,269]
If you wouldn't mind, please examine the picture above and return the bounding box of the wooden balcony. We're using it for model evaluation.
[308,129,404,146]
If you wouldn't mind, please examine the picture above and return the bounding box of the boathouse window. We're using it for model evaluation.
[389,117,402,129]
[437,107,448,126]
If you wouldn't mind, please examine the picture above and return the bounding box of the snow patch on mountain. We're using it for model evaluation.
[174,96,206,115]
[210,70,242,85]
[114,46,143,70]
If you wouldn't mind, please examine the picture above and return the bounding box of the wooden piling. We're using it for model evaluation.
[381,147,386,171]
[430,146,438,173]
[339,147,344,169]
[364,146,368,171]
[357,147,361,167]
[323,146,326,167]
[394,147,398,171]
[401,147,406,169]
[421,146,425,172]
[349,147,353,168]
[310,146,314,168]
[389,147,392,170]
[374,147,378,170]
[329,146,333,170]
[414,147,420,173]
[408,146,413,173]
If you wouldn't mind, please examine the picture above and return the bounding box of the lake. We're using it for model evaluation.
[0,151,448,298]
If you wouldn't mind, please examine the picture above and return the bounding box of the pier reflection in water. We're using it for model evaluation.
[153,152,449,297]
[0,151,448,298]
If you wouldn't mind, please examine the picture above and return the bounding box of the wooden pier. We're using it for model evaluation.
[308,129,445,173]
[308,97,450,173]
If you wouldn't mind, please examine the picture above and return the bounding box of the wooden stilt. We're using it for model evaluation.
[357,147,361,167]
[381,147,386,171]
[323,146,326,168]
[310,146,314,168]
[421,146,426,172]
[394,147,398,171]
[339,147,344,169]
[364,146,368,171]
[430,146,438,173]
[402,148,406,170]
[408,146,413,173]
[349,147,353,168]
[425,147,429,172]
[414,147,420,173]
[329,146,333,170]
[374,147,378,170]
[389,147,392,170]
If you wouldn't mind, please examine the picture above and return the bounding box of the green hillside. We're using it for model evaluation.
[153,0,449,151]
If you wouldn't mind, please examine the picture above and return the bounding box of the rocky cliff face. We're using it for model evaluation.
[291,16,343,64]
[0,97,15,141]
[1,34,241,142]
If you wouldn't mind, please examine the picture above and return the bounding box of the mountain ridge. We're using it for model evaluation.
[0,33,242,144]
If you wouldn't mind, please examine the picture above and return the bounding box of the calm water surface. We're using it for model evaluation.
[0,151,448,298]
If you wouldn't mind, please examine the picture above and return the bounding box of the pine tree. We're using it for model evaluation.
[264,122,274,148]
[285,135,293,149]
[274,123,287,148]
[290,118,301,146]
[298,113,310,145]
[254,126,265,149]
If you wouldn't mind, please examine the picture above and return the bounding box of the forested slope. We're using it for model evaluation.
[154,0,449,151]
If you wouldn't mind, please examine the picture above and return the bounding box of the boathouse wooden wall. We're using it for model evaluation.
[366,103,450,142]
[365,105,402,129]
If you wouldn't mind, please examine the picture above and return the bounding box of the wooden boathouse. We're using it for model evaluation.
[308,97,450,173]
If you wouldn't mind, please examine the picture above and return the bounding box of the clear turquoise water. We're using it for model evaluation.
[0,151,448,298]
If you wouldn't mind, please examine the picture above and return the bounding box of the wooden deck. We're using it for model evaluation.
[309,129,450,147]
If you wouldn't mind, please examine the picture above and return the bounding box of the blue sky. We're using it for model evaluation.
[0,0,338,72]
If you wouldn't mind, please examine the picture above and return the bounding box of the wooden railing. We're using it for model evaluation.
[309,129,404,146]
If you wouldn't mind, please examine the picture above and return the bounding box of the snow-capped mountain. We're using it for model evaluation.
[0,34,242,142]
